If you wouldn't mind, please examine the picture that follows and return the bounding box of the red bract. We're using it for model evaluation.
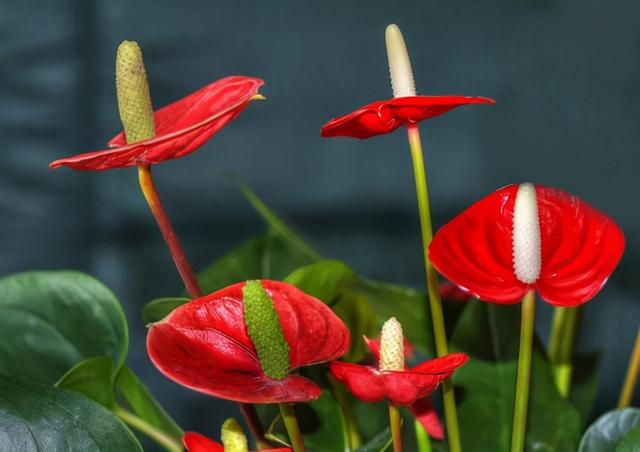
[50,76,263,170]
[429,183,625,306]
[330,346,467,407]
[320,96,495,139]
[182,432,291,452]
[147,280,350,404]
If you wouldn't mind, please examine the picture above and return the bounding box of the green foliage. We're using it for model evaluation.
[355,427,392,452]
[0,372,142,451]
[142,297,189,323]
[451,300,582,451]
[579,408,640,452]
[243,280,290,379]
[0,271,128,384]
[569,352,602,427]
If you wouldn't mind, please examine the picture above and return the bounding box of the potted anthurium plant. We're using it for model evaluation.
[0,22,637,452]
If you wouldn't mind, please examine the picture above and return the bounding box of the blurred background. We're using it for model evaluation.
[1,0,638,447]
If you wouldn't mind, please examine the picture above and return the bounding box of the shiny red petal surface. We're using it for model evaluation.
[534,186,625,306]
[183,432,224,452]
[429,184,624,306]
[429,184,529,304]
[50,76,263,170]
[320,95,495,139]
[329,361,386,403]
[147,280,349,404]
[410,398,444,440]
[411,352,468,378]
[382,371,440,406]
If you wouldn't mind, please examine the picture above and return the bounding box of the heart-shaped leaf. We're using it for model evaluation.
[0,372,141,451]
[579,408,640,452]
[0,271,128,383]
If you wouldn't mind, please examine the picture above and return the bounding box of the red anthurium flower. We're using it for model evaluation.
[429,183,625,306]
[320,95,495,139]
[330,318,467,408]
[147,280,350,404]
[183,419,292,452]
[50,76,263,170]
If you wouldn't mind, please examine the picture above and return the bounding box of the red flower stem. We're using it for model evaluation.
[511,290,536,452]
[388,404,403,452]
[547,306,581,397]
[137,164,203,299]
[279,403,305,452]
[137,164,267,447]
[617,327,640,408]
[406,123,461,452]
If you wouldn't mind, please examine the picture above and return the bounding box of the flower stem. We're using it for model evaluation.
[114,405,182,452]
[406,123,461,452]
[414,418,432,452]
[279,403,305,452]
[240,402,271,449]
[388,404,403,452]
[547,306,580,397]
[137,164,203,299]
[617,327,640,408]
[511,290,536,452]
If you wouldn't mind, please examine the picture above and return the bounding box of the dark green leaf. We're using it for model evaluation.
[300,393,350,452]
[56,356,115,408]
[355,427,392,452]
[357,278,433,355]
[0,271,128,384]
[451,300,581,451]
[115,366,184,442]
[285,260,356,303]
[0,373,141,451]
[142,297,190,323]
[579,408,640,452]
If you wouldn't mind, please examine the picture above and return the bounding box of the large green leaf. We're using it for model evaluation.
[0,271,128,384]
[0,372,141,451]
[56,357,184,446]
[451,300,581,451]
[617,423,640,452]
[579,408,640,452]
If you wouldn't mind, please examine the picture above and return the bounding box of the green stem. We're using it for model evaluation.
[329,377,361,450]
[618,327,640,408]
[547,306,580,397]
[406,123,461,452]
[279,404,305,452]
[414,418,432,452]
[511,290,536,452]
[388,404,403,452]
[114,405,182,452]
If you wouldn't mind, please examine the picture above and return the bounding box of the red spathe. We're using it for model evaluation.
[147,280,350,404]
[429,184,625,306]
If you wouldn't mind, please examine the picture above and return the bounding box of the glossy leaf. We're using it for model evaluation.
[115,366,185,443]
[618,424,640,452]
[0,271,128,383]
[56,356,115,408]
[451,300,581,451]
[143,297,190,323]
[354,427,392,452]
[579,408,640,452]
[0,373,141,451]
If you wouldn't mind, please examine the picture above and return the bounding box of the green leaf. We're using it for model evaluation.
[0,372,142,451]
[451,300,581,451]
[355,427,392,452]
[56,356,115,408]
[300,392,350,452]
[579,408,640,452]
[285,260,357,303]
[142,297,190,323]
[115,366,184,442]
[618,423,640,452]
[0,271,129,384]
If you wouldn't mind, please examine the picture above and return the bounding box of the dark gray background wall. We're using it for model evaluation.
[1,0,638,446]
